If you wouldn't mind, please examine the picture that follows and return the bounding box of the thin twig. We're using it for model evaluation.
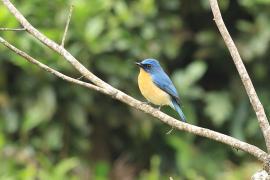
[1,0,270,165]
[209,0,270,152]
[77,75,84,80]
[0,27,26,31]
[61,4,73,47]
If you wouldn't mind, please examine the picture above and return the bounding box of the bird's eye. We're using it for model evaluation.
[146,64,151,68]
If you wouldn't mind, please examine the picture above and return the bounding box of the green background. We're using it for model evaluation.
[1,0,270,179]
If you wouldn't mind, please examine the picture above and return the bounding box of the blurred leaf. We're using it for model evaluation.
[68,104,89,133]
[136,0,157,17]
[53,158,79,180]
[139,155,160,180]
[85,17,105,42]
[173,60,207,90]
[94,161,110,180]
[204,92,233,126]
[167,135,198,174]
[18,164,37,180]
[3,108,19,133]
[230,99,249,141]
[0,133,5,148]
[44,125,63,150]
[245,117,260,137]
[22,86,56,133]
[239,0,270,7]
[238,14,270,60]
[96,58,131,78]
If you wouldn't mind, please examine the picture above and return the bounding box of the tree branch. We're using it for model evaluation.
[1,0,270,165]
[209,0,270,152]
[61,4,73,47]
[2,0,109,90]
[0,36,109,95]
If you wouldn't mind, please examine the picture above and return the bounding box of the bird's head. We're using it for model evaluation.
[135,58,162,74]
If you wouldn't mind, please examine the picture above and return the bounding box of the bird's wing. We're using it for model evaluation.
[152,71,181,103]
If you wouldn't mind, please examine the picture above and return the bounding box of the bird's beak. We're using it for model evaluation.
[135,62,143,68]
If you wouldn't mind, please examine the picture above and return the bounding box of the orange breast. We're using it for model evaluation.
[138,68,171,106]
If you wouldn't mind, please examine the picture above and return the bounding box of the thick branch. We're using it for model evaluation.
[209,0,270,152]
[1,0,270,164]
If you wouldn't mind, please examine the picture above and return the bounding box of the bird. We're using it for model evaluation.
[136,58,186,122]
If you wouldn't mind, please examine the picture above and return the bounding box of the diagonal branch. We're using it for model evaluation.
[209,0,270,152]
[1,0,270,165]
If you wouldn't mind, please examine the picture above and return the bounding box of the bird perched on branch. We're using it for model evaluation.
[136,58,186,122]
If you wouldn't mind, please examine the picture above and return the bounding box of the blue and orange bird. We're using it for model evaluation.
[136,58,186,122]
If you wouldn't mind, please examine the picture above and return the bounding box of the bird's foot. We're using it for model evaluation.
[158,106,161,110]
[166,127,174,135]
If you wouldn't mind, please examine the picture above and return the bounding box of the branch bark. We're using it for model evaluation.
[209,0,270,152]
[1,0,270,167]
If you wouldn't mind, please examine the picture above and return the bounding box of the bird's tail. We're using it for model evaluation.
[171,98,186,122]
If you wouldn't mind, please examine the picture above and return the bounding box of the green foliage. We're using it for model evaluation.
[204,91,233,126]
[39,158,79,180]
[22,86,56,133]
[93,161,110,180]
[139,155,161,180]
[0,0,269,179]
